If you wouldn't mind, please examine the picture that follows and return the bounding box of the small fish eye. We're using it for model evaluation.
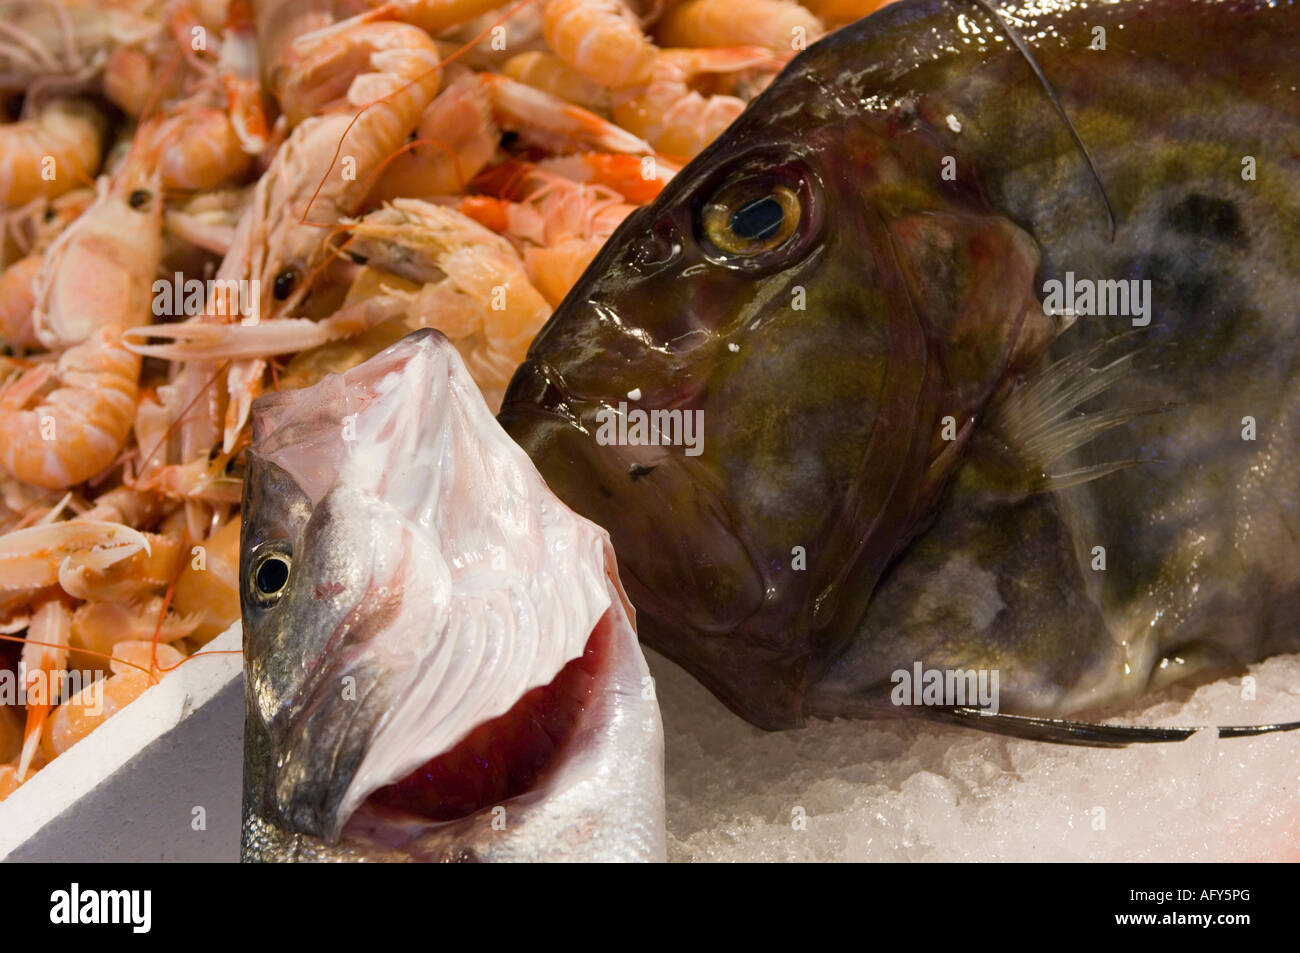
[128,189,152,211]
[702,183,801,257]
[252,550,292,604]
[273,268,299,301]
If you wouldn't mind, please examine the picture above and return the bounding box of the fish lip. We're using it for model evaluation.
[501,358,585,430]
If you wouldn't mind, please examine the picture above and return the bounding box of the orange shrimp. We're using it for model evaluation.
[157,108,253,191]
[212,17,443,323]
[657,0,824,52]
[150,0,269,189]
[123,292,413,361]
[0,98,106,207]
[477,72,651,154]
[468,160,636,243]
[462,164,636,306]
[42,641,186,763]
[16,596,71,781]
[130,6,649,443]
[369,69,653,205]
[366,71,500,202]
[70,597,202,659]
[169,512,240,644]
[0,0,157,89]
[0,253,43,350]
[251,0,355,113]
[611,46,786,157]
[541,0,658,88]
[502,49,611,112]
[802,0,895,25]
[103,45,169,118]
[127,14,443,456]
[345,198,552,386]
[76,484,165,526]
[219,0,271,153]
[535,152,679,204]
[0,325,142,488]
[273,17,443,127]
[101,0,243,120]
[1,186,94,266]
[57,531,184,600]
[370,0,520,33]
[31,118,165,349]
[0,519,151,593]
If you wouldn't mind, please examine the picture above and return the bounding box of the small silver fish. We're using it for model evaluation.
[239,329,665,861]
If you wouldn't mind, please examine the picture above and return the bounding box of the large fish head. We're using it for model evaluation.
[241,329,664,861]
[500,34,1057,728]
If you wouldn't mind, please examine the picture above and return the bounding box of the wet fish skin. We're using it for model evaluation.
[242,594,666,862]
[241,329,665,861]
[500,0,1300,730]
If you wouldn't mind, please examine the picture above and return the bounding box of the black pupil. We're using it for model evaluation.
[729,195,785,242]
[256,555,289,595]
[128,189,151,210]
[273,270,297,300]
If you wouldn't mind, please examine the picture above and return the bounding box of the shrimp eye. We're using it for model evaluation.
[250,547,292,605]
[702,183,800,256]
[273,268,299,301]
[128,189,152,211]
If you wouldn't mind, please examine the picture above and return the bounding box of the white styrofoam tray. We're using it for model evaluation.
[0,623,244,862]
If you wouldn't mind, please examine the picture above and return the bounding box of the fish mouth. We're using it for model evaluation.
[362,617,609,825]
[501,357,796,730]
[500,358,590,432]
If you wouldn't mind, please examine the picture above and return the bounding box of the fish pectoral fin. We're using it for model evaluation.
[919,706,1300,747]
[987,334,1168,493]
[1032,457,1151,494]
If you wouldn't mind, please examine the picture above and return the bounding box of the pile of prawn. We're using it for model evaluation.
[0,0,886,800]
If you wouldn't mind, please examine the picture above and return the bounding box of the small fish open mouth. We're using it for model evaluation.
[364,619,609,824]
[241,329,665,862]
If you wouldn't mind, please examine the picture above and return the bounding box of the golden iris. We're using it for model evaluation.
[703,184,801,256]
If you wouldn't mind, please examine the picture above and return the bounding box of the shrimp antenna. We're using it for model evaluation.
[923,706,1300,747]
[968,0,1116,241]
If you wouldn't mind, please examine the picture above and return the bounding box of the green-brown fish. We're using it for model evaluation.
[499,0,1300,739]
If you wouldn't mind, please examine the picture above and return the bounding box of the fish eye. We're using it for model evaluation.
[251,547,292,605]
[273,268,300,301]
[128,189,152,211]
[702,182,801,257]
